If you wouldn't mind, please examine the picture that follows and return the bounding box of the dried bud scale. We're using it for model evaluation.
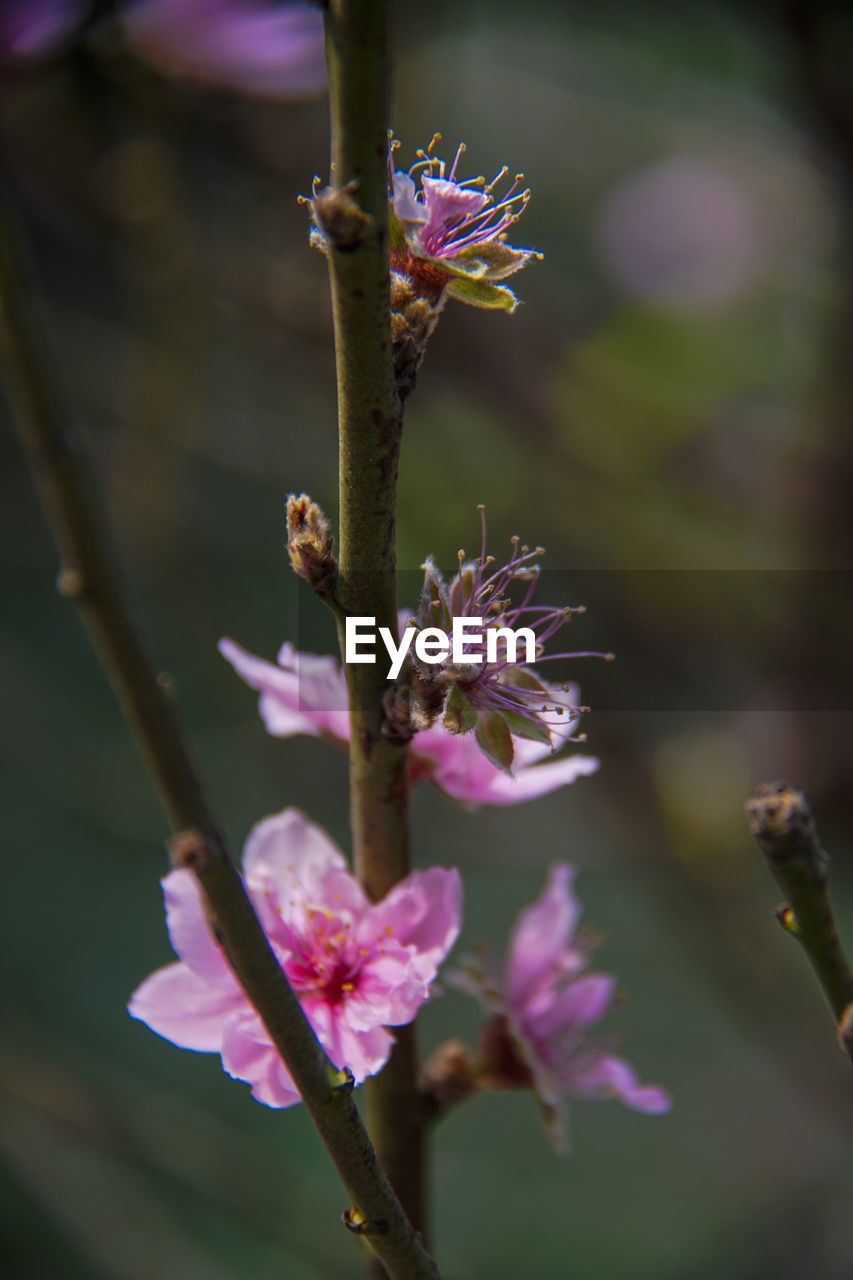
[286,493,337,595]
[303,179,373,253]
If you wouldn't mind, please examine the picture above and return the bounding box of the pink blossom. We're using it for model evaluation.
[218,637,599,807]
[129,808,461,1106]
[409,511,609,773]
[387,136,540,314]
[452,865,670,1151]
[390,135,532,263]
[122,0,326,99]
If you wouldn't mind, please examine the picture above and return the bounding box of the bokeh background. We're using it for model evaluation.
[3,1,853,1276]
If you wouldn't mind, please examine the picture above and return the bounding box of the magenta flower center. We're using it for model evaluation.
[280,908,362,1003]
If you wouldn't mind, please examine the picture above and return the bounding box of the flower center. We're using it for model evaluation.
[285,908,360,1004]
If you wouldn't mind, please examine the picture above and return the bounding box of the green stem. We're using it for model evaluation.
[0,199,438,1280]
[323,0,429,1243]
[745,781,853,1059]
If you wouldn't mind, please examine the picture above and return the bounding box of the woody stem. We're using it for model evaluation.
[323,0,429,1251]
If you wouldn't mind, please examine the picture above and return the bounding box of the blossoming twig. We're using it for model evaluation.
[745,781,853,1064]
[0,199,439,1280]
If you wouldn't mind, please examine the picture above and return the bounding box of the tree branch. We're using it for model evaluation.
[0,197,438,1280]
[745,781,853,1064]
[322,0,429,1242]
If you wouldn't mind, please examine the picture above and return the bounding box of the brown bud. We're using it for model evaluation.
[419,1039,478,1108]
[744,781,827,878]
[307,180,372,252]
[286,494,337,595]
[477,1015,534,1091]
[390,270,444,401]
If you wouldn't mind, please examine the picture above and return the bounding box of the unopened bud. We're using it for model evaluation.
[419,1039,478,1109]
[286,494,337,595]
[745,781,827,878]
[305,179,372,253]
[390,270,443,401]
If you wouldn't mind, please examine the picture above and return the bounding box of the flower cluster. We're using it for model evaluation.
[386,136,540,396]
[449,865,671,1152]
[406,511,605,773]
[130,809,461,1105]
[219,636,599,806]
[389,135,540,312]
[220,503,603,794]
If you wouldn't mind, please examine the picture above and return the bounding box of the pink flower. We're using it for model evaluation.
[218,637,599,807]
[122,0,326,99]
[408,512,608,773]
[391,135,532,264]
[388,135,541,313]
[452,865,670,1151]
[129,808,461,1106]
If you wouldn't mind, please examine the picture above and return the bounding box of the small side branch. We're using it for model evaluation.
[745,781,853,1063]
[0,203,438,1280]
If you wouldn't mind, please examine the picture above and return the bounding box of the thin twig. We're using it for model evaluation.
[322,0,429,1242]
[0,198,438,1280]
[745,781,853,1063]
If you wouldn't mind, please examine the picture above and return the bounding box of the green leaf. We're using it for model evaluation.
[389,205,408,255]
[449,566,475,614]
[452,241,541,281]
[501,667,547,693]
[474,710,515,772]
[443,684,479,735]
[418,558,452,630]
[499,707,553,747]
[445,277,519,312]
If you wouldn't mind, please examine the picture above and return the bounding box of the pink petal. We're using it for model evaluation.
[243,808,351,904]
[220,1010,301,1107]
[507,865,581,1007]
[473,753,600,805]
[350,942,437,1027]
[305,1000,394,1081]
[570,1054,672,1114]
[162,867,235,987]
[413,722,598,808]
[1,0,84,61]
[421,177,488,230]
[528,973,617,1042]
[391,172,425,223]
[123,0,327,100]
[218,637,350,743]
[128,962,242,1050]
[362,867,462,971]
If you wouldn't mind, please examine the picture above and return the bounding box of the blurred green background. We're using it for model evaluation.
[3,2,853,1276]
